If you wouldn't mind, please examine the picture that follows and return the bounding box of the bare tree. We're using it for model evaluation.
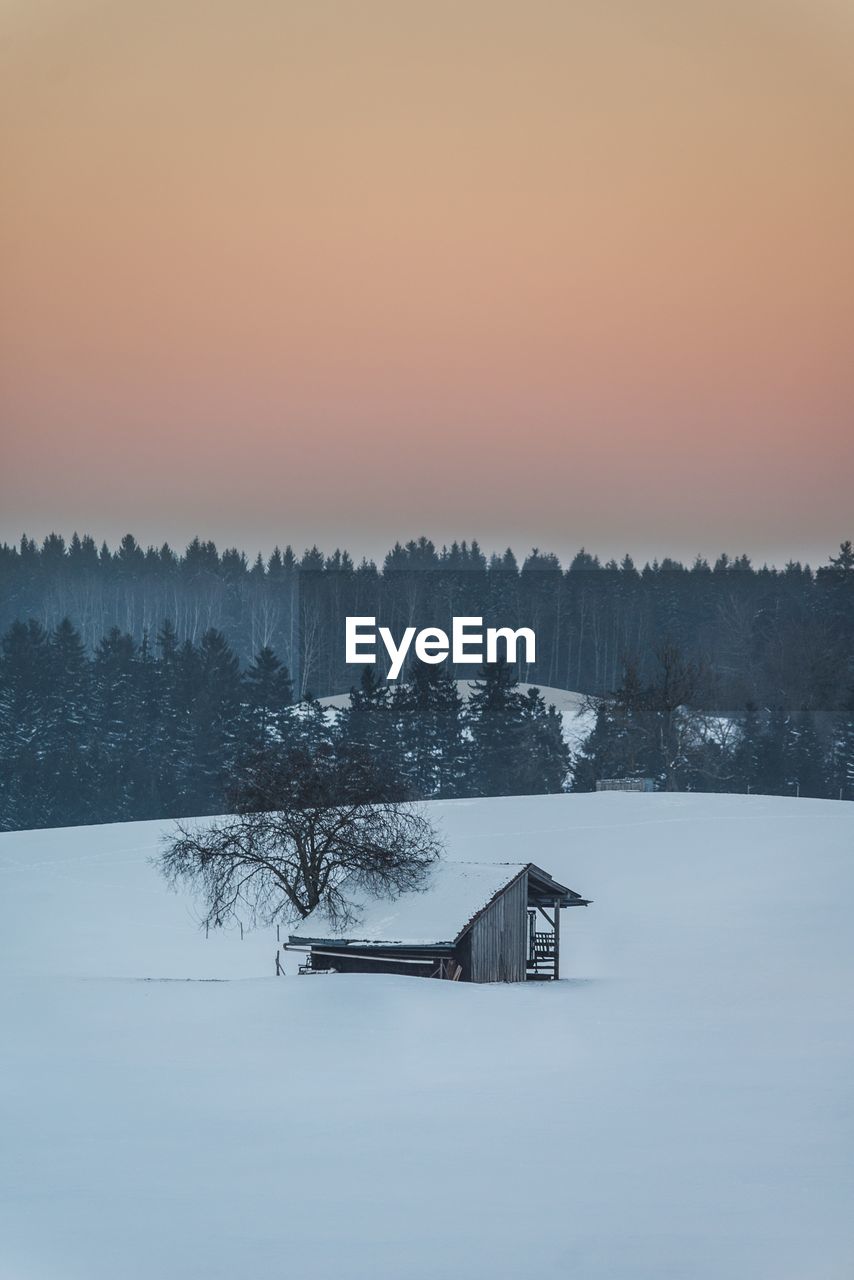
[158,746,442,932]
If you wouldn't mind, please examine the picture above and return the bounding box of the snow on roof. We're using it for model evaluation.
[289,861,528,947]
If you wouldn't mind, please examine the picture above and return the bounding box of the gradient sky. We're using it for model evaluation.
[1,0,852,566]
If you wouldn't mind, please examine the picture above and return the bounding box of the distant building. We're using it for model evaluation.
[287,861,589,983]
[596,778,655,792]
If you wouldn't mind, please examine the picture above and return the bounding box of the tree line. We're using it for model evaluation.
[2,610,851,832]
[2,533,852,712]
[571,646,854,801]
[0,618,569,831]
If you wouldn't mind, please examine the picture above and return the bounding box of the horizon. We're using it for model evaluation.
[3,525,848,573]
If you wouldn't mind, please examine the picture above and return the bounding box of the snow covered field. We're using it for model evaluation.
[2,793,853,1280]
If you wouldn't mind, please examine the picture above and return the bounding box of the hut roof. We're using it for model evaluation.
[289,860,586,949]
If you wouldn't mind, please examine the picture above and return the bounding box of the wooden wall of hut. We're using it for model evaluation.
[467,869,528,983]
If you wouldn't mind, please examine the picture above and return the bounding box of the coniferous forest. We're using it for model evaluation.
[1,532,852,830]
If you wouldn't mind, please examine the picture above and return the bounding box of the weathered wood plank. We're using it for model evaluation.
[469,869,528,982]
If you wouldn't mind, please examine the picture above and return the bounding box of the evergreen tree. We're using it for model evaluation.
[152,621,189,814]
[92,627,139,820]
[127,632,162,818]
[43,619,92,824]
[169,639,204,809]
[338,667,402,780]
[185,629,241,813]
[607,663,657,781]
[466,660,527,796]
[396,662,466,797]
[570,702,616,792]
[571,654,702,792]
[468,664,571,796]
[292,693,337,756]
[516,687,571,793]
[0,620,50,829]
[829,540,854,574]
[241,646,294,754]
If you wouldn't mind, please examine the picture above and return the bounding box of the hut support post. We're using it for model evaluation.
[553,897,561,980]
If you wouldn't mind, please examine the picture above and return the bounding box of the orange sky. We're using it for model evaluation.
[1,0,852,565]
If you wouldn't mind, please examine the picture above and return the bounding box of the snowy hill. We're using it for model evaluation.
[2,793,853,1279]
[319,680,597,751]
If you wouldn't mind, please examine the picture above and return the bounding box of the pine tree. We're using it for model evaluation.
[608,663,656,781]
[241,646,294,755]
[186,630,241,813]
[43,619,92,823]
[467,664,572,796]
[571,659,694,790]
[829,540,854,574]
[396,662,466,797]
[466,660,529,796]
[0,620,50,829]
[92,627,139,820]
[151,621,189,815]
[168,639,204,811]
[338,667,402,780]
[570,703,616,791]
[516,687,571,793]
[128,632,162,817]
[292,693,337,756]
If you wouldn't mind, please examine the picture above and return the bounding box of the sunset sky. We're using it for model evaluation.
[1,0,852,566]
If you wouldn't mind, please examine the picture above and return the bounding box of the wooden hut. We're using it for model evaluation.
[287,861,589,983]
